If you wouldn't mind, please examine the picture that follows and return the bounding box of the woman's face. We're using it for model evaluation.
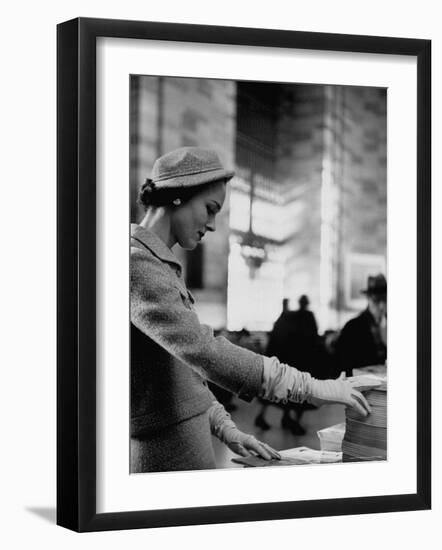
[170,180,226,250]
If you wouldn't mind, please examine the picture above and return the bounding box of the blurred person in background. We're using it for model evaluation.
[336,274,387,377]
[130,146,377,473]
[255,295,321,435]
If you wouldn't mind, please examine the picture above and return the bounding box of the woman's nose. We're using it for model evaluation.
[206,218,216,232]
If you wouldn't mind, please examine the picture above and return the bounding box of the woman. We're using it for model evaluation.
[130,146,374,473]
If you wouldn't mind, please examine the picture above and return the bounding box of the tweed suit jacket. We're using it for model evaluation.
[130,224,263,437]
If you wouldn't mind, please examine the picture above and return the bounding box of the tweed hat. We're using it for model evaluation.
[150,147,235,189]
[361,274,387,297]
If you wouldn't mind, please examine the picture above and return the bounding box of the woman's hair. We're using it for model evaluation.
[138,178,225,210]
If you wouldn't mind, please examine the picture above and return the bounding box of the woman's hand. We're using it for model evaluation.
[208,400,281,460]
[307,373,382,417]
[226,432,281,460]
[259,358,383,418]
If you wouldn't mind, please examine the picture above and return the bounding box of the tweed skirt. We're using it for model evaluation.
[130,410,216,473]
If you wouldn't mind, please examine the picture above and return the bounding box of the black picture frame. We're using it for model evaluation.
[57,17,431,532]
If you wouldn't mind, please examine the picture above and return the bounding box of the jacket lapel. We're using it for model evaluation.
[130,224,183,271]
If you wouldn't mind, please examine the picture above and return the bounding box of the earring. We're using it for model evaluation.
[173,198,181,206]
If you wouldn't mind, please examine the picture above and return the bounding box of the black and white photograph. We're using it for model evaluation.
[129,76,388,474]
[0,0,437,545]
[53,15,431,533]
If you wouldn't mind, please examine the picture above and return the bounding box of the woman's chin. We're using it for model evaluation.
[180,238,198,250]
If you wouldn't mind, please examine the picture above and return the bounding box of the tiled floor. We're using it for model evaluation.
[213,396,345,469]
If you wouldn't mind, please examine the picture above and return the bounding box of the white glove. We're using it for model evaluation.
[307,377,372,417]
[208,401,281,460]
[260,358,381,417]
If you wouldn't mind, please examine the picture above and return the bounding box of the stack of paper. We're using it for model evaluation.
[342,377,387,461]
[317,423,345,452]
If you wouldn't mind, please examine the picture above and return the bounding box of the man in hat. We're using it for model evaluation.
[336,274,387,376]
